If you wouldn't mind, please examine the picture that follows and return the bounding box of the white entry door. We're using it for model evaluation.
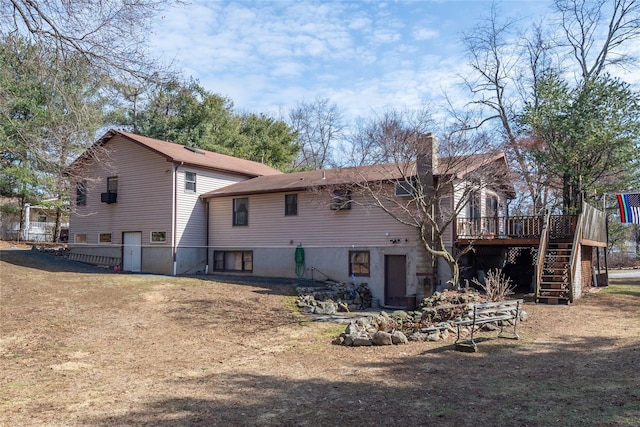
[123,232,142,272]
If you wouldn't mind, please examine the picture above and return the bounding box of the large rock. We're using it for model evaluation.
[427,332,440,342]
[372,331,393,346]
[345,322,360,336]
[315,301,336,315]
[408,332,428,341]
[391,330,408,345]
[351,333,373,346]
[392,310,409,319]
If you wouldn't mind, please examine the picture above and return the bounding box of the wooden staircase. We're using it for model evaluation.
[536,242,572,304]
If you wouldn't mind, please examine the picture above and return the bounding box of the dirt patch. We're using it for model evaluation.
[1,249,639,426]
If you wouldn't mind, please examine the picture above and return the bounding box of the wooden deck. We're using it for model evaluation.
[454,215,578,246]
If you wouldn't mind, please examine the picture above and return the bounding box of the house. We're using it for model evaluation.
[0,197,68,242]
[69,130,606,307]
[200,134,517,307]
[67,129,281,275]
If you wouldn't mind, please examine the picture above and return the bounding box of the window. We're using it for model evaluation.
[486,195,498,217]
[38,215,47,222]
[101,177,118,204]
[349,251,370,276]
[150,231,166,243]
[464,190,481,236]
[395,179,416,197]
[467,191,481,219]
[76,180,87,206]
[233,198,248,226]
[107,176,118,193]
[213,251,253,272]
[185,172,196,192]
[99,233,112,243]
[75,233,87,243]
[330,189,352,210]
[285,194,297,216]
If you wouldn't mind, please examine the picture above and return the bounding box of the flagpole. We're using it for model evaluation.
[604,193,609,282]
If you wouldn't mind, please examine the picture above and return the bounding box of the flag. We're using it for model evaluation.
[617,193,640,224]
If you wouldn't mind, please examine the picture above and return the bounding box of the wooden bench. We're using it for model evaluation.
[453,299,523,352]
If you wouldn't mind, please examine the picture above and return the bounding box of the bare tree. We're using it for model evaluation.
[462,8,551,215]
[288,97,344,169]
[1,1,179,242]
[555,0,640,81]
[461,0,640,214]
[2,0,179,79]
[334,113,511,288]
[342,108,434,167]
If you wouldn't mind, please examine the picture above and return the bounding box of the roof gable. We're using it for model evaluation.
[69,129,282,178]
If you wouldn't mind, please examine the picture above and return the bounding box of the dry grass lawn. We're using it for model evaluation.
[1,247,639,426]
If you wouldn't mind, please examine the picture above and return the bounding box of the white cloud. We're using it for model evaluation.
[414,28,438,40]
[148,0,575,129]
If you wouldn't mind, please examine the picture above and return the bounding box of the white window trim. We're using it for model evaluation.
[185,171,196,193]
[150,231,167,243]
[99,233,112,243]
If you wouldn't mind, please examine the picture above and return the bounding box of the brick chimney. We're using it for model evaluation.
[415,132,438,301]
[416,132,438,191]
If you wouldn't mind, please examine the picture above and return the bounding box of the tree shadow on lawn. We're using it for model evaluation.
[0,248,115,274]
[164,296,300,330]
[0,249,299,298]
[82,337,639,427]
[195,273,313,295]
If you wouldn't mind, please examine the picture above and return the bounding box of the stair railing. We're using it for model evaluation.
[534,211,552,298]
[568,212,584,302]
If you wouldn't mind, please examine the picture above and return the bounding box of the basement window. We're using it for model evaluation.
[214,251,253,272]
[349,251,370,277]
[150,231,166,243]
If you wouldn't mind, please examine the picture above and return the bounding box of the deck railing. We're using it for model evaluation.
[455,215,577,240]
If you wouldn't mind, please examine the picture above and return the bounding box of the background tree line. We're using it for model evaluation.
[1,0,639,248]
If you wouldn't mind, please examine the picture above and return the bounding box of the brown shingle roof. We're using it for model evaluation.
[70,129,282,177]
[202,152,511,199]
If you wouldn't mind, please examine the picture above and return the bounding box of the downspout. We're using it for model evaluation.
[205,197,209,274]
[172,162,182,276]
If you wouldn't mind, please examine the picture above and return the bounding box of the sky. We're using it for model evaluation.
[147,0,637,123]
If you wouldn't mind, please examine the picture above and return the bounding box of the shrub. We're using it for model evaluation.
[471,268,515,302]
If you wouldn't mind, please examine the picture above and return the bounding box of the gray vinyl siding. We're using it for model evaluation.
[208,191,421,303]
[69,135,254,275]
[209,191,417,248]
[175,167,245,248]
[69,135,174,246]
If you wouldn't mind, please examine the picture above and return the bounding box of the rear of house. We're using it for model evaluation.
[201,144,515,308]
[67,130,280,275]
[204,179,427,308]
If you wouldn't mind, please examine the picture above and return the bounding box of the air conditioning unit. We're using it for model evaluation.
[101,192,117,204]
